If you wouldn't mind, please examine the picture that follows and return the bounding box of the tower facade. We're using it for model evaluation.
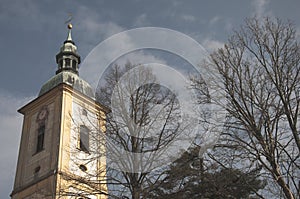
[11,25,108,199]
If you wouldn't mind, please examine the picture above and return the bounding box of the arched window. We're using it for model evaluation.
[79,125,89,152]
[36,125,45,153]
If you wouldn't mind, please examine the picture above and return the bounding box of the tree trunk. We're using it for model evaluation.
[132,185,141,199]
[271,161,295,199]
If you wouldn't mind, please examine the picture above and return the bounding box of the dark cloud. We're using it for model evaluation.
[1,0,300,198]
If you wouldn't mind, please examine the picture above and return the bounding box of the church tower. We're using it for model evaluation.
[11,24,108,199]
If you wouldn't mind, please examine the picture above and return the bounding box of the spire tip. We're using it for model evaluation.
[67,23,73,30]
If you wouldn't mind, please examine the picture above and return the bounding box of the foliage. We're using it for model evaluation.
[149,147,265,199]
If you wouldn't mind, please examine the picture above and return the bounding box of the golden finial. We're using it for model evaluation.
[67,23,73,29]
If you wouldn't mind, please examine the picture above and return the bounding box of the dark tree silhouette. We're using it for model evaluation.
[149,146,266,199]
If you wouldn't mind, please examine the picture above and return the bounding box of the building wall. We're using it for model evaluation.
[12,84,107,199]
[12,85,62,198]
[57,85,107,198]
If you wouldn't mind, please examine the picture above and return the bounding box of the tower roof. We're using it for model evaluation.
[39,24,94,99]
[39,71,94,98]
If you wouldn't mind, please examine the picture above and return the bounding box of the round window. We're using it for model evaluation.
[79,164,87,172]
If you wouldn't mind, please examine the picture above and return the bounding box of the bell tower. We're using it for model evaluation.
[11,24,108,199]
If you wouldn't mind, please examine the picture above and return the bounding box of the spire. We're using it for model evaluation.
[55,23,81,75]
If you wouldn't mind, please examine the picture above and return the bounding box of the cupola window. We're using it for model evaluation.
[72,60,77,71]
[59,59,63,69]
[65,58,71,67]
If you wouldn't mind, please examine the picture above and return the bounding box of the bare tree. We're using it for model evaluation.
[58,62,184,199]
[208,17,300,199]
[103,63,182,199]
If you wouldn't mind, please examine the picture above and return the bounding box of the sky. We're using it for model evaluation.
[1,0,300,198]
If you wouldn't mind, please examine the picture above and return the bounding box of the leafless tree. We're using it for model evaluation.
[207,17,300,199]
[103,63,182,199]
[58,63,186,199]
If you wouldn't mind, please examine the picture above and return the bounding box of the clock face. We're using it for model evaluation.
[37,107,48,121]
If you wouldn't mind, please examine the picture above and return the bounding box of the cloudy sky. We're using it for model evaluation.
[1,0,300,198]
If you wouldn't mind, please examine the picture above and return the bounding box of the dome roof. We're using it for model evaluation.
[39,71,94,98]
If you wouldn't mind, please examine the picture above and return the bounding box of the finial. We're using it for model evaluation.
[64,13,73,41]
[68,23,73,29]
[66,23,72,41]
